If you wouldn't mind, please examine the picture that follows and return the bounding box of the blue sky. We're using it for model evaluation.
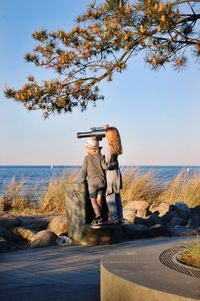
[0,0,200,166]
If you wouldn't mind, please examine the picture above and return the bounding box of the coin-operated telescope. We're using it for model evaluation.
[77,127,106,141]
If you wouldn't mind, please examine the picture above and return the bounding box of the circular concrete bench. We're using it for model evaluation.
[100,238,200,301]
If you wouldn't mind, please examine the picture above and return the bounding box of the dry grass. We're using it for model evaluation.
[158,171,200,207]
[39,172,78,213]
[121,169,163,206]
[3,177,36,212]
[2,170,200,214]
[176,241,200,268]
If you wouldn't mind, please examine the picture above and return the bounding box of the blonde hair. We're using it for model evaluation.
[86,146,100,155]
[105,127,123,155]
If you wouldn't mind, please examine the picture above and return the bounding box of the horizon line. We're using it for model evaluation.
[1,164,200,167]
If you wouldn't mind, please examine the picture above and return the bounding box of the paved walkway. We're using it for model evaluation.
[0,237,195,301]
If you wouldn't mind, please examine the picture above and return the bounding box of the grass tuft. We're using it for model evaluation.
[39,172,78,213]
[176,241,200,268]
[158,171,200,207]
[121,169,163,206]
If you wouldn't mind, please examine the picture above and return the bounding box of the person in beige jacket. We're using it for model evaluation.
[104,125,124,224]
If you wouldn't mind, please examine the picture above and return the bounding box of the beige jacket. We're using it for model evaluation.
[105,147,122,196]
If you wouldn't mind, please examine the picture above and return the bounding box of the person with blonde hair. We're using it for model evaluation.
[104,125,124,224]
[79,138,106,225]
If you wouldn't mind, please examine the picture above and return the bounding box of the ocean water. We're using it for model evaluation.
[0,165,199,199]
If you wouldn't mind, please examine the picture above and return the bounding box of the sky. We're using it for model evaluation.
[0,0,200,166]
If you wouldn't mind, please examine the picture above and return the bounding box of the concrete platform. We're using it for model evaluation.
[0,237,198,301]
[101,237,199,301]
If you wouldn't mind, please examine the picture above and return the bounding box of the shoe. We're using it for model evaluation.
[91,216,103,225]
[118,218,127,224]
[95,216,103,225]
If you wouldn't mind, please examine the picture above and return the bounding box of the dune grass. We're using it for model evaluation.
[1,169,200,214]
[2,172,78,214]
[158,171,200,207]
[3,177,37,213]
[121,169,163,206]
[176,241,200,268]
[39,172,78,212]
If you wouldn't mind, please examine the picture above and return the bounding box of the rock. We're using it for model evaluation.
[123,224,147,238]
[191,205,200,215]
[0,211,21,229]
[13,227,36,241]
[187,215,200,229]
[136,209,147,218]
[156,202,170,216]
[171,226,198,237]
[19,215,53,231]
[174,202,190,213]
[133,217,146,225]
[168,217,187,227]
[123,207,136,223]
[123,201,149,223]
[0,236,8,252]
[0,225,16,241]
[162,210,180,222]
[177,209,191,220]
[148,203,158,213]
[146,212,166,227]
[48,215,68,236]
[143,224,171,238]
[174,202,191,219]
[30,230,57,248]
[126,200,149,211]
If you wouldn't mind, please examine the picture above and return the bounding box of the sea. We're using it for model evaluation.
[0,165,200,199]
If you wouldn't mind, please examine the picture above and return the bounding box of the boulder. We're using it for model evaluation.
[30,230,57,248]
[148,203,158,213]
[143,224,171,238]
[186,215,200,229]
[48,215,68,236]
[0,236,8,252]
[174,202,191,219]
[0,211,21,229]
[156,202,170,216]
[123,224,147,239]
[136,209,147,218]
[168,216,187,228]
[126,200,149,211]
[13,227,36,241]
[162,210,179,222]
[0,225,16,241]
[122,203,137,223]
[133,216,146,225]
[20,215,53,231]
[146,212,166,227]
[171,226,198,237]
[191,205,200,215]
[174,202,190,213]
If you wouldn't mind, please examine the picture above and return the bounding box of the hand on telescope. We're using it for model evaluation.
[103,124,109,130]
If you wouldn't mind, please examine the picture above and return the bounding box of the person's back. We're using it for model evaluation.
[80,138,106,225]
[83,153,106,194]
